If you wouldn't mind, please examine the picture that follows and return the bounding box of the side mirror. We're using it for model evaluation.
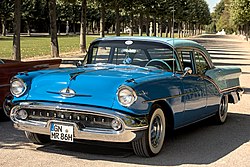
[182,67,192,77]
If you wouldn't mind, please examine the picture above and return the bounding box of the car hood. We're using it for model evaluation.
[25,64,163,108]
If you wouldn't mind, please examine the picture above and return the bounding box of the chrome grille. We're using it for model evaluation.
[26,109,114,129]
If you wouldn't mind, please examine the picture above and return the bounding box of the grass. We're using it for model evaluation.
[0,35,98,59]
[0,33,182,60]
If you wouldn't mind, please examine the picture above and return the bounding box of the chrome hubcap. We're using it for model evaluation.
[219,97,228,121]
[150,115,163,148]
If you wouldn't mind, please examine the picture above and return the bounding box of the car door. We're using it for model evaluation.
[193,50,221,117]
[179,50,207,124]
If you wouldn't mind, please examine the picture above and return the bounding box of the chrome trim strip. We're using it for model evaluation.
[220,86,243,93]
[143,90,200,103]
[47,91,92,97]
[0,84,10,88]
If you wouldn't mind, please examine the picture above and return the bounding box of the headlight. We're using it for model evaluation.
[117,86,137,107]
[10,78,27,97]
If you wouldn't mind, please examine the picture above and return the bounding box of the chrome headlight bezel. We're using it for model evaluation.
[117,86,137,107]
[10,78,27,97]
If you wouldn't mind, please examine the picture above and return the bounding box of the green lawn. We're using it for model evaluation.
[0,33,181,59]
[0,35,98,59]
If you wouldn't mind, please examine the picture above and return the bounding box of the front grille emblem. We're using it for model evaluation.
[60,88,76,98]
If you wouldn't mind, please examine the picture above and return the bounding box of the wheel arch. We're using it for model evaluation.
[152,100,174,131]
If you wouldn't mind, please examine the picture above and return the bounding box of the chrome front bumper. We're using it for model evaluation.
[10,102,148,143]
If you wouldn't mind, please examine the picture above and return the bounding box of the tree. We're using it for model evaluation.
[0,0,13,36]
[231,0,250,37]
[48,0,59,57]
[12,0,21,61]
[114,0,121,36]
[80,0,87,52]
[99,1,105,37]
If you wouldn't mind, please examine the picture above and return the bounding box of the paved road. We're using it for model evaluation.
[0,35,250,167]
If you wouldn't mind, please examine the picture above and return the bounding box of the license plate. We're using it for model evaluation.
[50,123,74,142]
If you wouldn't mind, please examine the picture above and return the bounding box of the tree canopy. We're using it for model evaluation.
[0,0,211,36]
[207,0,250,36]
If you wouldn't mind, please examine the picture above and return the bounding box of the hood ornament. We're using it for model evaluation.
[60,88,76,98]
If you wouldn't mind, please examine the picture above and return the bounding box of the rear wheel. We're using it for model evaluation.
[214,95,228,124]
[132,105,166,157]
[25,131,51,144]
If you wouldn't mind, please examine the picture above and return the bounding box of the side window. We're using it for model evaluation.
[194,51,210,74]
[178,51,194,73]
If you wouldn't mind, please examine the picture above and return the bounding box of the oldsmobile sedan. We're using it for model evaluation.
[9,37,243,157]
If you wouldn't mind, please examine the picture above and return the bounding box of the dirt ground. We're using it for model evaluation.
[0,34,249,167]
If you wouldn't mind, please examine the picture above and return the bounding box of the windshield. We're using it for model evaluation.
[87,40,181,71]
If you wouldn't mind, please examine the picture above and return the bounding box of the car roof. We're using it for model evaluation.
[92,36,206,50]
[91,36,213,66]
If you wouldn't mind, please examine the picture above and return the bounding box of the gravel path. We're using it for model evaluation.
[0,34,249,167]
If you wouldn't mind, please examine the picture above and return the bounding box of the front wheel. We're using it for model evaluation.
[132,105,166,157]
[214,95,228,124]
[25,131,51,144]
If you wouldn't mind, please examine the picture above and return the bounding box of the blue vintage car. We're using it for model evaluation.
[10,37,243,157]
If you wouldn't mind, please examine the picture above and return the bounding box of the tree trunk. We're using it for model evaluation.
[86,21,89,35]
[153,15,156,36]
[80,0,87,53]
[26,20,31,36]
[57,19,61,35]
[146,11,150,36]
[165,26,168,37]
[166,20,171,37]
[178,22,181,38]
[246,24,249,41]
[12,0,21,61]
[159,17,163,37]
[100,2,105,37]
[192,23,195,36]
[48,0,59,58]
[1,18,7,36]
[138,12,143,36]
[115,2,120,36]
[194,23,197,35]
[185,22,189,37]
[168,20,172,38]
[129,11,134,36]
[73,22,76,34]
[159,23,162,37]
[188,22,191,36]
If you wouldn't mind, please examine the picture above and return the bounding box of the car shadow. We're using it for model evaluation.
[29,113,250,166]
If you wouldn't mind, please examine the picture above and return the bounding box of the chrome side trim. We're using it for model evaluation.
[203,76,242,94]
[0,84,10,88]
[143,90,199,103]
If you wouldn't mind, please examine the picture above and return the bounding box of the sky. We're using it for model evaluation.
[206,0,220,12]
